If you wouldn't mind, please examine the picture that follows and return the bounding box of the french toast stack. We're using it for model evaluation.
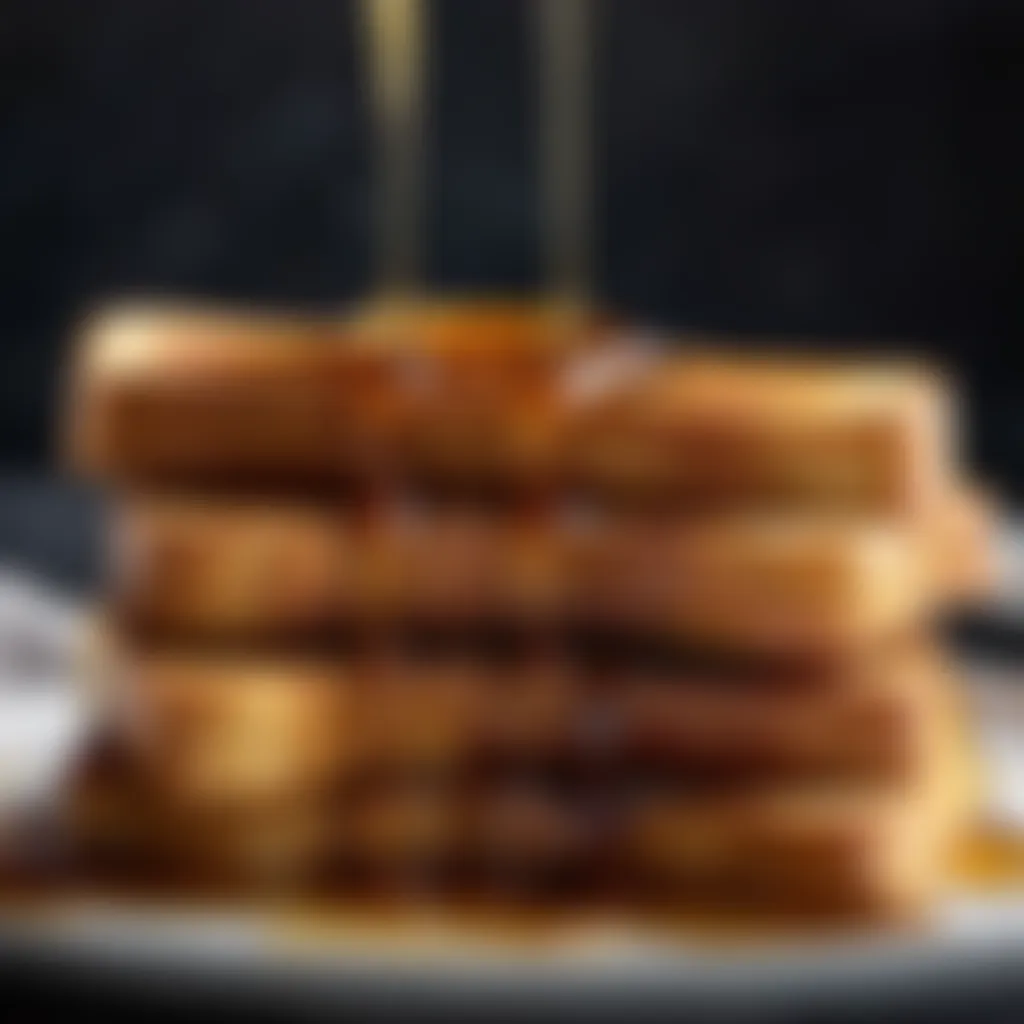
[63,300,988,922]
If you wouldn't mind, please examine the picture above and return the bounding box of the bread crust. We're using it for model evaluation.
[569,514,930,655]
[565,353,954,513]
[110,497,347,641]
[107,651,353,810]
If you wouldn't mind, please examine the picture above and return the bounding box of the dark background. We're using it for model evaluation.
[2,0,1022,495]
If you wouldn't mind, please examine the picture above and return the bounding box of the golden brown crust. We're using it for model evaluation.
[104,489,990,644]
[614,646,954,781]
[66,299,643,488]
[564,353,955,513]
[109,498,349,641]
[355,503,564,628]
[106,651,353,810]
[568,514,931,655]
[619,712,972,918]
[66,765,338,889]
[64,302,350,484]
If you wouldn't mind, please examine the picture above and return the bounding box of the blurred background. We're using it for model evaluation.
[0,0,1021,487]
